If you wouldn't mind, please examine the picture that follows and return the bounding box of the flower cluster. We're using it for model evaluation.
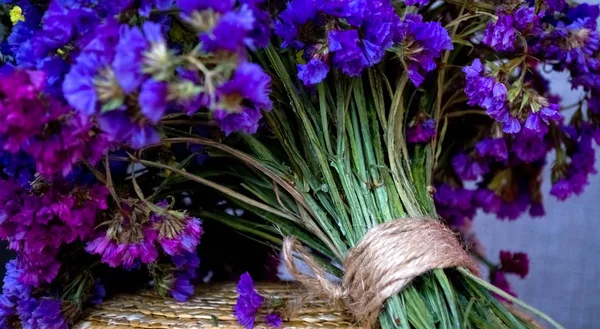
[234,272,282,329]
[86,199,203,269]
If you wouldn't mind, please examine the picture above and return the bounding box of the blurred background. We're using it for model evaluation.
[474,67,600,328]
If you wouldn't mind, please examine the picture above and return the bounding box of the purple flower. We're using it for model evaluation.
[297,60,330,85]
[86,227,159,268]
[265,313,283,328]
[0,182,108,286]
[394,14,452,86]
[86,200,159,268]
[276,0,397,80]
[475,138,508,161]
[234,272,264,329]
[177,0,235,16]
[0,70,49,152]
[31,299,68,329]
[405,0,428,6]
[463,59,520,133]
[451,153,489,180]
[3,261,31,301]
[139,80,169,124]
[201,5,256,53]
[511,129,548,163]
[169,252,200,301]
[490,271,517,298]
[524,103,561,134]
[434,184,475,228]
[328,29,363,76]
[407,118,435,143]
[97,111,161,149]
[550,178,573,200]
[484,13,516,51]
[473,188,502,214]
[0,294,14,328]
[63,19,120,117]
[213,63,272,135]
[152,202,203,257]
[90,280,106,306]
[26,113,110,178]
[499,251,529,279]
[274,0,318,49]
[112,22,167,93]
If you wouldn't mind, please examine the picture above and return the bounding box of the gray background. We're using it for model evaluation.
[473,66,600,327]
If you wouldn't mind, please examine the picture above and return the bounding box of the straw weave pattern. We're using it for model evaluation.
[74,283,360,329]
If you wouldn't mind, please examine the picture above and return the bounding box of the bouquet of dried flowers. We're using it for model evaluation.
[0,0,597,328]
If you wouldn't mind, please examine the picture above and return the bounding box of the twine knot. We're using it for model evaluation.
[281,218,480,328]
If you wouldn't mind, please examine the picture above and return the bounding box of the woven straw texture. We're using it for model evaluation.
[74,283,359,329]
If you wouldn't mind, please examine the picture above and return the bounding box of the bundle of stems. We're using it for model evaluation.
[150,42,563,329]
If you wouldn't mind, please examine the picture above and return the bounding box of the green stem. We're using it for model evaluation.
[459,268,565,329]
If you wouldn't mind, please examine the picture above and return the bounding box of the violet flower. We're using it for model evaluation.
[499,251,530,279]
[234,272,264,329]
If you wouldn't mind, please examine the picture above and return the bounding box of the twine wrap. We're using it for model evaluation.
[282,218,480,328]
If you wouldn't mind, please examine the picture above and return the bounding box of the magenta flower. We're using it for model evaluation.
[499,251,530,279]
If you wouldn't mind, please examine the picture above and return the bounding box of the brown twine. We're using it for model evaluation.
[281,218,481,328]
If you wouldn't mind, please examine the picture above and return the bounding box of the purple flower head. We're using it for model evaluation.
[177,0,235,16]
[475,138,508,161]
[97,110,161,149]
[405,0,428,6]
[0,294,14,328]
[113,22,168,94]
[151,201,203,257]
[139,0,174,17]
[26,113,110,178]
[474,188,502,214]
[90,280,106,306]
[234,272,264,329]
[0,70,49,152]
[434,184,475,228]
[463,59,520,132]
[277,0,397,81]
[274,0,318,49]
[511,129,548,163]
[265,313,283,328]
[63,19,120,117]
[407,118,435,143]
[451,153,489,181]
[0,181,108,286]
[214,63,272,135]
[328,29,363,76]
[3,260,31,300]
[394,14,452,86]
[514,7,537,30]
[297,60,330,86]
[86,200,159,268]
[499,251,529,278]
[490,271,517,298]
[169,252,200,301]
[31,299,68,329]
[139,79,169,124]
[200,5,256,53]
[524,102,561,134]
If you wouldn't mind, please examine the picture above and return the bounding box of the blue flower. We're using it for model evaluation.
[214,63,272,135]
[297,59,330,85]
[112,25,148,93]
[200,5,256,53]
[264,313,282,328]
[3,260,31,301]
[394,14,453,86]
[483,13,516,51]
[234,272,263,329]
[139,80,169,124]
